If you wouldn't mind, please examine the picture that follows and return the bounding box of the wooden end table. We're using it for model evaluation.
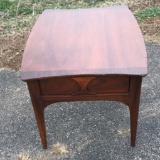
[21,6,147,149]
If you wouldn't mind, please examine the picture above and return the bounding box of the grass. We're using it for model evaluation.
[12,142,69,160]
[0,1,160,38]
[1,0,159,22]
[0,0,160,71]
[14,152,31,160]
[0,0,100,18]
[135,6,160,21]
[0,0,53,17]
[0,0,101,35]
[2,0,159,19]
[0,0,159,45]
[51,142,69,155]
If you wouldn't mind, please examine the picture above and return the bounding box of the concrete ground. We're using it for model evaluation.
[0,42,160,160]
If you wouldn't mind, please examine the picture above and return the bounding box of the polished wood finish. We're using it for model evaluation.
[27,81,47,149]
[129,76,142,146]
[21,6,147,80]
[39,77,80,95]
[27,75,142,149]
[21,6,147,149]
[87,76,129,93]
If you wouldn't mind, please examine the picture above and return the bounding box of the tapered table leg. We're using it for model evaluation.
[129,76,142,147]
[32,102,47,149]
[27,81,47,149]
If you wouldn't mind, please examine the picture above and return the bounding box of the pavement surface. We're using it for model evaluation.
[0,42,160,160]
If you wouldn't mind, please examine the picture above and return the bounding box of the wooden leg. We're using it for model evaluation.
[129,76,142,147]
[27,81,47,149]
[32,102,47,149]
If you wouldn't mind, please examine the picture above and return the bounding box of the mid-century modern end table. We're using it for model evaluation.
[21,6,147,149]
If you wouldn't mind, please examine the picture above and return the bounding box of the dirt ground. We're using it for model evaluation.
[0,1,160,71]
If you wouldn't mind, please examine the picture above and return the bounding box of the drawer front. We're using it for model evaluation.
[39,78,80,95]
[39,76,129,95]
[87,76,129,93]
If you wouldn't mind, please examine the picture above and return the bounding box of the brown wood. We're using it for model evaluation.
[87,76,129,93]
[27,81,47,149]
[27,75,143,148]
[21,6,147,80]
[39,77,81,95]
[21,6,147,149]
[129,76,142,146]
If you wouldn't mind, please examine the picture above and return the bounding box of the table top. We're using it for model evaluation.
[21,6,147,81]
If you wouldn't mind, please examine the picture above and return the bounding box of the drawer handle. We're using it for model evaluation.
[71,77,96,95]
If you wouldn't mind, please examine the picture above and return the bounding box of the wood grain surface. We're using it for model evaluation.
[21,6,147,81]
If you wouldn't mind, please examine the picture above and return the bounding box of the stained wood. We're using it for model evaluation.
[129,76,142,146]
[27,81,47,149]
[21,6,147,148]
[21,6,147,81]
[87,76,129,93]
[27,75,142,148]
[39,77,80,95]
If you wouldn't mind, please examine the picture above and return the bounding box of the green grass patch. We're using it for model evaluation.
[0,0,55,17]
[0,0,104,18]
[0,0,104,35]
[0,0,14,10]
[135,6,160,21]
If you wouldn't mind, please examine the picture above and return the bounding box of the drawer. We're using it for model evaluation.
[87,76,129,93]
[39,78,80,95]
[39,76,129,95]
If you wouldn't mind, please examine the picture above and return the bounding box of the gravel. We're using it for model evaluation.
[0,42,160,160]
